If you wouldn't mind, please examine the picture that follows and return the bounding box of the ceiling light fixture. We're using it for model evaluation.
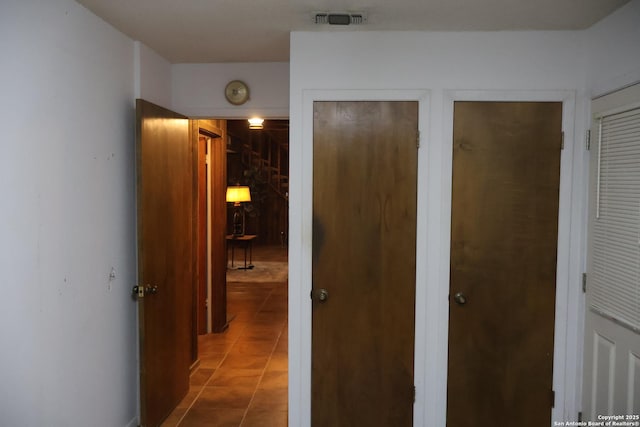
[248,117,264,130]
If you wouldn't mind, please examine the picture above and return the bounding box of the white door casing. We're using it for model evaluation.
[289,89,584,426]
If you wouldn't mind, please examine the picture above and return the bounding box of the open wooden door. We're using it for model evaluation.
[136,99,194,427]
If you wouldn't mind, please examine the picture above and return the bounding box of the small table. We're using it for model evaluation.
[226,234,257,270]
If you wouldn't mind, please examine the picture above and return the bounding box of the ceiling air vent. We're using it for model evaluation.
[313,12,368,25]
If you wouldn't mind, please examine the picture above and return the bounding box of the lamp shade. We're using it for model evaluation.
[226,186,251,204]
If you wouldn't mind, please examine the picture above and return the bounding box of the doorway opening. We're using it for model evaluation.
[165,119,289,427]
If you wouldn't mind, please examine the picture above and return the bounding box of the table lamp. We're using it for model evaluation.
[226,185,251,236]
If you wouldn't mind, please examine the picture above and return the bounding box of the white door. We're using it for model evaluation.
[583,83,640,421]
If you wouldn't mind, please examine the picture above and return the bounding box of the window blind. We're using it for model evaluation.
[591,106,640,332]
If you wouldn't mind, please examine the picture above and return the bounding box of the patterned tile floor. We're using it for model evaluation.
[161,245,288,427]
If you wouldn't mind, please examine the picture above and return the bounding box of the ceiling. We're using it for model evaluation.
[76,0,629,63]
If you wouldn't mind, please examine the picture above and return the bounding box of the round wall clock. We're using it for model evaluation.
[224,80,250,105]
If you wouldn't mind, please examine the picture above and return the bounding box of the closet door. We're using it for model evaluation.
[583,84,640,420]
[447,101,562,427]
[312,101,418,426]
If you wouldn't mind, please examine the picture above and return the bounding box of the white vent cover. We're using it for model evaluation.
[313,12,368,25]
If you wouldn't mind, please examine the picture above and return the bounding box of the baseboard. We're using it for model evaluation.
[190,358,201,375]
[125,416,139,427]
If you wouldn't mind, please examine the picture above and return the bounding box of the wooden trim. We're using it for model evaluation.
[195,120,229,333]
[189,121,200,364]
[196,135,208,335]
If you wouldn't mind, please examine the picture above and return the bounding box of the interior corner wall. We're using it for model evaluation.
[135,41,173,110]
[0,1,138,426]
[171,62,290,118]
[585,0,640,98]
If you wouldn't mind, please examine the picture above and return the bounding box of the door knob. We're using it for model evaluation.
[453,292,467,305]
[317,288,329,303]
[131,284,159,298]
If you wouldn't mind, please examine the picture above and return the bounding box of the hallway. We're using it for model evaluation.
[162,245,288,427]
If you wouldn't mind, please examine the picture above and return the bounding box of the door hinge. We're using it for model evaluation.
[561,131,565,150]
[416,131,420,149]
[578,412,583,422]
[586,129,591,151]
[582,273,587,293]
[413,385,416,403]
[551,389,555,408]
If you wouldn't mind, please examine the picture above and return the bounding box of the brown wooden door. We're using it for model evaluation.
[312,101,418,427]
[447,101,562,426]
[136,99,194,427]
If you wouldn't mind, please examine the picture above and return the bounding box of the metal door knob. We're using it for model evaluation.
[453,292,467,305]
[317,288,329,303]
[132,284,158,298]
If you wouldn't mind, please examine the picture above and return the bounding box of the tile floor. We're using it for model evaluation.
[161,245,288,427]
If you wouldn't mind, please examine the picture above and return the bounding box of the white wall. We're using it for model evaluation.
[135,42,173,109]
[289,30,591,427]
[0,1,138,426]
[172,62,289,118]
[586,0,640,97]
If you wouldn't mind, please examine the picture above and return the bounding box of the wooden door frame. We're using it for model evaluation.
[192,120,228,335]
[289,89,585,427]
